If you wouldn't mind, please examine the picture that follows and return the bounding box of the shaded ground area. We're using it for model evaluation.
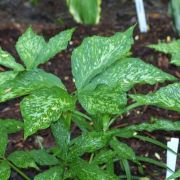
[0,0,179,179]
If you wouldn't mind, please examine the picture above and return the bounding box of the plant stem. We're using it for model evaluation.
[7,160,31,180]
[73,110,92,121]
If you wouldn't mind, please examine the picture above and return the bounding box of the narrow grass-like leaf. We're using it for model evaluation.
[167,170,180,180]
[121,159,131,180]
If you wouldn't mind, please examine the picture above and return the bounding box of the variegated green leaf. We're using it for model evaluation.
[0,47,24,71]
[0,68,65,103]
[8,151,38,169]
[72,26,134,90]
[0,71,17,86]
[34,166,63,180]
[20,87,74,138]
[0,119,23,134]
[67,0,101,25]
[130,83,180,112]
[78,85,127,115]
[16,27,74,69]
[70,158,119,180]
[148,40,180,66]
[86,58,177,92]
[110,138,136,161]
[0,161,11,180]
[0,128,8,157]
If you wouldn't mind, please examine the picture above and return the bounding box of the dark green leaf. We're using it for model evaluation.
[20,87,74,138]
[0,47,24,71]
[0,128,8,157]
[0,68,65,103]
[130,83,180,112]
[0,119,23,134]
[0,160,11,180]
[93,149,116,165]
[148,40,180,66]
[0,71,18,86]
[67,0,101,25]
[86,58,177,92]
[167,170,180,180]
[51,119,70,159]
[30,149,59,166]
[8,151,38,169]
[70,158,119,180]
[78,85,127,115]
[69,131,113,157]
[16,27,74,69]
[34,166,63,180]
[110,138,136,161]
[72,26,134,90]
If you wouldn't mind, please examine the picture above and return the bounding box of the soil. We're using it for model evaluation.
[0,0,179,179]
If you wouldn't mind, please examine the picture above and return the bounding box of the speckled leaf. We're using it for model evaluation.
[34,166,63,180]
[69,131,113,157]
[0,119,23,134]
[0,161,11,180]
[110,138,136,161]
[86,58,177,92]
[20,87,74,138]
[70,158,119,180]
[0,47,24,71]
[30,149,59,166]
[167,170,180,180]
[130,83,180,112]
[0,128,8,157]
[0,71,17,86]
[149,40,180,66]
[0,68,65,103]
[16,27,74,69]
[78,85,127,115]
[72,26,134,90]
[8,151,38,169]
[67,0,101,25]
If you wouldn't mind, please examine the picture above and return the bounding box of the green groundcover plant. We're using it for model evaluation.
[0,26,179,180]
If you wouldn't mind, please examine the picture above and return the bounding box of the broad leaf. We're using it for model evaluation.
[167,170,180,180]
[78,85,127,115]
[16,27,74,69]
[0,68,65,103]
[21,87,74,138]
[34,166,63,180]
[110,138,136,161]
[0,47,24,71]
[0,119,23,134]
[67,0,101,25]
[0,71,18,86]
[70,158,119,180]
[8,151,38,169]
[69,131,113,157]
[149,40,180,66]
[72,26,134,90]
[86,58,177,92]
[30,149,59,166]
[51,119,70,159]
[0,128,8,157]
[93,149,116,165]
[130,83,180,112]
[0,161,11,180]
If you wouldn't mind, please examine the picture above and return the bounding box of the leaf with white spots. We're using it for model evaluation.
[72,26,134,90]
[0,161,11,180]
[20,87,74,138]
[34,166,63,180]
[0,71,18,86]
[0,47,24,71]
[16,27,74,69]
[0,68,65,103]
[148,40,180,66]
[130,83,180,112]
[85,58,177,92]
